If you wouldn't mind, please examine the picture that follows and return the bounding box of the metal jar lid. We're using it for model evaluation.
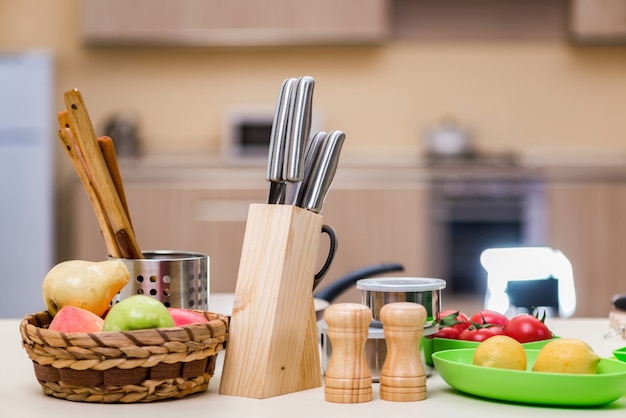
[356,277,446,292]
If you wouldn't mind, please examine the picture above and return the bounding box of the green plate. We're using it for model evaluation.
[614,347,626,362]
[422,336,553,367]
[432,348,626,406]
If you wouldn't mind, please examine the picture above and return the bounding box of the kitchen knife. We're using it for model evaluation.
[300,130,345,214]
[285,76,315,182]
[288,131,327,206]
[267,77,297,204]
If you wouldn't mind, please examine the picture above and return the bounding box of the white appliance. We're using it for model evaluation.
[0,51,54,317]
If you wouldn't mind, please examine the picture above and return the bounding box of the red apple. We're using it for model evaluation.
[168,308,209,326]
[48,305,104,333]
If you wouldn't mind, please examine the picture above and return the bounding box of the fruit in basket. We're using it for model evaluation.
[473,335,527,370]
[48,305,104,333]
[103,294,175,332]
[532,338,600,374]
[168,308,209,326]
[42,260,130,317]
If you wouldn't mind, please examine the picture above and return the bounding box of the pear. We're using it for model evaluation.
[42,260,130,317]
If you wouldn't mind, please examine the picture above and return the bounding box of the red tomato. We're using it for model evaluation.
[430,326,462,340]
[437,310,471,333]
[458,326,505,342]
[470,310,510,328]
[505,314,553,343]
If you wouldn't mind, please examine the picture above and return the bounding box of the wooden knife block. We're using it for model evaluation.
[219,204,323,398]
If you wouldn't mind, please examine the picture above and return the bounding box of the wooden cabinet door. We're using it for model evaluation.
[316,185,431,304]
[82,0,390,46]
[547,181,626,317]
[72,183,266,293]
[72,182,429,303]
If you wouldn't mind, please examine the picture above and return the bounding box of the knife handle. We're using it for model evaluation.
[285,76,314,182]
[301,130,345,214]
[267,78,297,183]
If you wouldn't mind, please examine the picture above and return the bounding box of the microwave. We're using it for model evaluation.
[222,106,274,162]
[222,106,322,163]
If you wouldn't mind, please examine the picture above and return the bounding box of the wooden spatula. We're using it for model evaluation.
[59,89,143,259]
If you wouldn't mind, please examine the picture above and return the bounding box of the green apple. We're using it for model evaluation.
[103,294,175,332]
[42,259,130,317]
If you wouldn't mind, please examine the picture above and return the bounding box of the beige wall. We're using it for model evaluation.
[3,0,626,165]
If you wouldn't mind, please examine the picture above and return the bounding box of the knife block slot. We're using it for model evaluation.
[219,204,323,398]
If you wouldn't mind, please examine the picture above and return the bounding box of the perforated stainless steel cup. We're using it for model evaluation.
[113,251,209,310]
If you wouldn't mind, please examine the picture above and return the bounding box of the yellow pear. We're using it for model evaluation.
[532,338,601,374]
[42,260,130,317]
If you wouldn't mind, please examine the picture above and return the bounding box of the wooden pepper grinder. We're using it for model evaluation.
[379,302,427,402]
[324,303,373,403]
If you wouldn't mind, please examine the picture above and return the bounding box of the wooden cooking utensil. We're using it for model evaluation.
[97,135,131,225]
[57,113,120,258]
[59,89,142,259]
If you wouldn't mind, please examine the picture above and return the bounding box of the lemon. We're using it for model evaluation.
[473,335,527,370]
[532,338,600,374]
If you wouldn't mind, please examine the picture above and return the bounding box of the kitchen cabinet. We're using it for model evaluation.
[316,185,430,303]
[570,0,626,43]
[72,184,266,293]
[546,180,626,317]
[70,165,626,317]
[71,178,430,301]
[81,0,390,46]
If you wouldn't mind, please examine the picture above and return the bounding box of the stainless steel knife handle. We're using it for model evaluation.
[301,130,345,213]
[290,131,327,206]
[267,77,297,182]
[285,76,315,182]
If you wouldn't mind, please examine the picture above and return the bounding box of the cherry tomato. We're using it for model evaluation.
[505,314,552,343]
[437,310,471,333]
[430,326,462,340]
[458,326,505,342]
[470,310,510,328]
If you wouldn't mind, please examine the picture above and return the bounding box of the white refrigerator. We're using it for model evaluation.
[0,51,54,317]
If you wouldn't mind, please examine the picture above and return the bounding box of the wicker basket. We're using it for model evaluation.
[20,310,228,403]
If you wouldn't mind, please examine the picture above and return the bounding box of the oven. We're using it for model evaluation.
[430,173,546,297]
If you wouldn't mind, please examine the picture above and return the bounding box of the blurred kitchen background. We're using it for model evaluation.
[2,0,626,317]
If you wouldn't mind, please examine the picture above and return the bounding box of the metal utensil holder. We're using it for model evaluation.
[113,251,209,310]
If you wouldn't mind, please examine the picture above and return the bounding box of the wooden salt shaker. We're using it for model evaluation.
[324,303,373,403]
[379,302,427,402]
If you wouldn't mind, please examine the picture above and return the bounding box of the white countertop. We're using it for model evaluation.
[3,310,626,417]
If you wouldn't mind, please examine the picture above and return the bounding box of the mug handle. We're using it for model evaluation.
[313,224,338,290]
